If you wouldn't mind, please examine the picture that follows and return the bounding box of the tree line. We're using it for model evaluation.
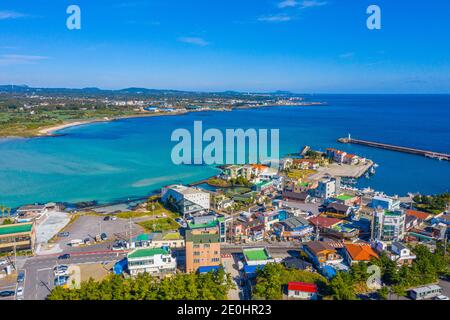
[47,269,234,300]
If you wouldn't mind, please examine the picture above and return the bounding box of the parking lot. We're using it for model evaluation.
[53,215,144,252]
[0,274,18,300]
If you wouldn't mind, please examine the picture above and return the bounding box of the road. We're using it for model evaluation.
[22,251,127,300]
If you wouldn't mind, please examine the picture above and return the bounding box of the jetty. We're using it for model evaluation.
[338,136,450,161]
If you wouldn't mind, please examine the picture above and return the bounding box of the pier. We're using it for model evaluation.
[338,136,450,161]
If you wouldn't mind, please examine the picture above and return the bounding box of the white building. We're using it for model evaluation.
[390,242,416,266]
[127,247,177,276]
[374,209,406,242]
[161,185,210,217]
[315,177,336,199]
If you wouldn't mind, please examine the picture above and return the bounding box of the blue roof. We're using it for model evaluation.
[113,258,128,275]
[321,265,337,279]
[197,266,221,274]
[243,264,265,274]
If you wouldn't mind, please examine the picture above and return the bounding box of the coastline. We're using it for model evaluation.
[1,102,326,139]
[36,111,190,137]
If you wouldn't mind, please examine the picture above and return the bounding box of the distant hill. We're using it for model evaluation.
[0,85,299,97]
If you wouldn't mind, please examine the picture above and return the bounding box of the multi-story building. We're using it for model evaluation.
[187,214,228,243]
[0,222,35,253]
[371,195,400,211]
[126,247,177,276]
[185,229,221,273]
[373,209,406,241]
[315,177,337,199]
[161,184,210,217]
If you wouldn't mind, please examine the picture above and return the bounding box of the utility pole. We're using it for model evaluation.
[128,218,133,249]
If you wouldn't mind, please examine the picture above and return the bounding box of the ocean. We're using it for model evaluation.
[0,94,449,208]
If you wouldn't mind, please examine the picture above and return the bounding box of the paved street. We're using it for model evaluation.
[22,251,127,300]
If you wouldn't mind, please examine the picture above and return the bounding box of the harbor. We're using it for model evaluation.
[338,136,450,161]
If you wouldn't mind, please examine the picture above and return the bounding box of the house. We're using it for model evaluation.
[287,282,318,300]
[282,190,310,203]
[161,185,210,217]
[373,209,406,241]
[303,241,343,267]
[324,202,352,218]
[274,216,313,240]
[430,214,450,226]
[371,195,400,211]
[126,247,177,276]
[243,247,275,266]
[185,229,221,273]
[252,180,273,192]
[256,210,280,231]
[390,242,416,266]
[315,178,337,199]
[283,257,314,272]
[309,216,359,240]
[405,214,421,230]
[334,194,360,206]
[130,231,185,249]
[343,243,379,265]
[405,209,432,221]
[0,222,35,253]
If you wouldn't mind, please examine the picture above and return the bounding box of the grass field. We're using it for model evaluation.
[138,218,179,232]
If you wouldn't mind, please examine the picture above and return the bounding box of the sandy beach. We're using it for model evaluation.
[36,111,190,136]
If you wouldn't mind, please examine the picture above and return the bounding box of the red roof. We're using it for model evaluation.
[288,282,318,293]
[309,216,342,228]
[406,209,430,221]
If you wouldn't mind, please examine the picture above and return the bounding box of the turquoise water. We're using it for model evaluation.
[0,94,449,208]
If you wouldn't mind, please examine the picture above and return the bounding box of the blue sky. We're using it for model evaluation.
[0,0,449,93]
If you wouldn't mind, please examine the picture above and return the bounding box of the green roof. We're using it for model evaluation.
[127,247,170,259]
[298,181,309,187]
[385,210,402,216]
[188,220,218,229]
[133,233,150,242]
[336,194,354,201]
[0,223,33,236]
[243,248,270,261]
[185,230,220,244]
[162,232,182,240]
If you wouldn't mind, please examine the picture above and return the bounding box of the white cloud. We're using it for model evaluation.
[0,54,48,65]
[0,10,27,20]
[277,0,299,8]
[258,14,292,23]
[299,1,328,9]
[276,0,327,9]
[177,37,210,46]
[339,52,355,59]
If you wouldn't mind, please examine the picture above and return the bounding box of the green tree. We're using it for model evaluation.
[330,272,357,300]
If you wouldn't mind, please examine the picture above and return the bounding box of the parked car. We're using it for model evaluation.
[84,238,91,245]
[16,287,24,297]
[54,265,68,271]
[54,269,69,277]
[110,216,117,221]
[17,271,25,283]
[58,232,70,237]
[0,290,15,297]
[58,254,71,260]
[54,276,70,286]
[100,233,108,241]
[434,295,450,301]
[103,216,110,221]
